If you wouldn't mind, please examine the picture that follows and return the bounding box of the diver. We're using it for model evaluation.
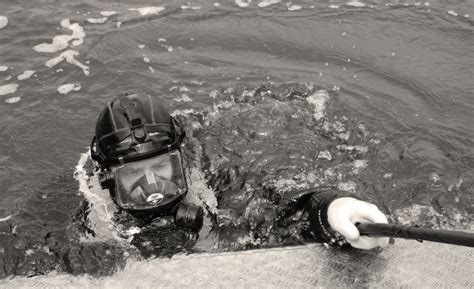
[90,92,389,250]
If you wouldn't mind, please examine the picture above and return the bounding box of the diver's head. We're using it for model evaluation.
[90,92,187,217]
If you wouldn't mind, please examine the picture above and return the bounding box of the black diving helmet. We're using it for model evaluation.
[90,92,189,217]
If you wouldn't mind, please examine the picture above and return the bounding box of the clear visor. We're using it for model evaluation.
[111,149,187,210]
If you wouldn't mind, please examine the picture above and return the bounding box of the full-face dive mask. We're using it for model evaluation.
[90,92,189,216]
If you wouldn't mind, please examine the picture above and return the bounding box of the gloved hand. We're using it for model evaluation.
[327,197,389,250]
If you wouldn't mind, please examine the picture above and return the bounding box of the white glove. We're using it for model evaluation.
[327,197,389,250]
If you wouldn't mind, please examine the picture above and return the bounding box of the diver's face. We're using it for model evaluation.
[110,153,174,191]
[108,149,188,210]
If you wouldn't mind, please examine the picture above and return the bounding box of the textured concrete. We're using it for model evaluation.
[2,239,473,288]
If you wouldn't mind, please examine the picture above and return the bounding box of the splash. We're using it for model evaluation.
[306,89,330,121]
[45,50,90,76]
[0,16,7,29]
[0,83,18,96]
[33,19,85,53]
[128,7,165,16]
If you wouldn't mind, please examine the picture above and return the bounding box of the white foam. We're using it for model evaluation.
[181,5,201,10]
[33,19,85,53]
[352,159,368,174]
[329,4,340,8]
[45,50,90,75]
[148,66,154,73]
[317,150,332,161]
[100,11,118,17]
[258,0,280,7]
[162,44,173,52]
[116,21,122,28]
[138,44,145,49]
[5,96,21,104]
[17,70,36,80]
[143,55,150,63]
[175,94,192,102]
[158,37,166,42]
[74,152,125,243]
[87,17,108,24]
[235,0,251,8]
[0,16,7,29]
[447,10,458,16]
[128,6,165,16]
[57,83,81,95]
[0,215,12,221]
[0,65,8,72]
[337,181,357,193]
[0,83,19,96]
[288,5,302,11]
[306,89,330,121]
[346,1,366,7]
[209,90,219,99]
[214,3,220,6]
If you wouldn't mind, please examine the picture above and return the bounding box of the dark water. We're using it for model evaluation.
[0,0,473,278]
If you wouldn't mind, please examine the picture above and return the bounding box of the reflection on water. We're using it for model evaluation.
[0,0,473,279]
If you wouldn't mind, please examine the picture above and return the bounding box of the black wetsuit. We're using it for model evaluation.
[274,187,353,247]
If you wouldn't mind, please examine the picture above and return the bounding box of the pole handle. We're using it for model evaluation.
[356,223,474,247]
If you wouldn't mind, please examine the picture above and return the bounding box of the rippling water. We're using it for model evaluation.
[0,0,473,279]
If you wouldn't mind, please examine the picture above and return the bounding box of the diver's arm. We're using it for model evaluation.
[307,191,389,250]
